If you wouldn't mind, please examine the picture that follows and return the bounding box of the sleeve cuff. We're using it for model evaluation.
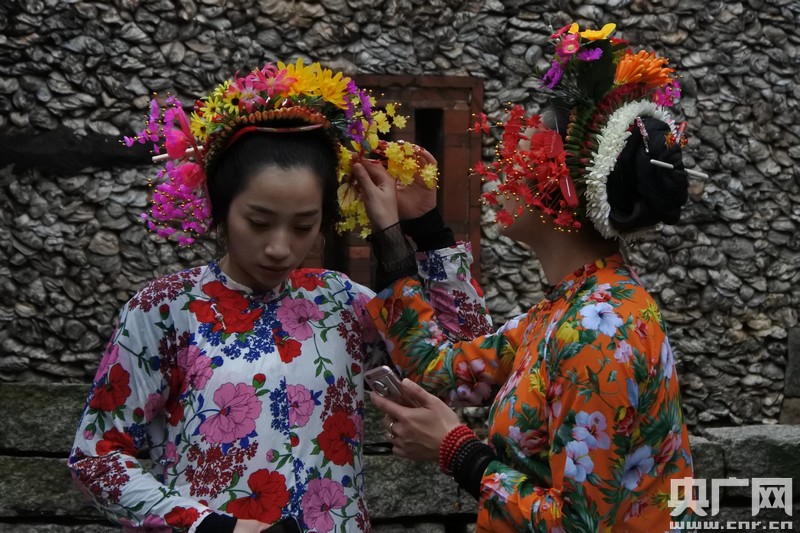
[400,208,455,251]
[196,512,237,533]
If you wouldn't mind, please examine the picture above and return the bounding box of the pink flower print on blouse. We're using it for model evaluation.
[94,342,119,381]
[427,285,461,333]
[353,293,377,343]
[301,478,347,533]
[144,392,165,422]
[199,382,262,444]
[287,384,314,428]
[614,340,633,364]
[120,514,171,533]
[450,358,493,406]
[276,298,324,341]
[177,345,213,390]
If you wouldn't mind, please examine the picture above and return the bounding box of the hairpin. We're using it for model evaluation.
[650,159,708,179]
[635,116,650,153]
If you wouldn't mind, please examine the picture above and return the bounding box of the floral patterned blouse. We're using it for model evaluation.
[69,245,490,532]
[367,254,693,532]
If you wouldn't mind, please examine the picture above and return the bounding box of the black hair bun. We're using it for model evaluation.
[606,117,689,232]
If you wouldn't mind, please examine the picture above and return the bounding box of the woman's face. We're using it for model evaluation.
[221,165,323,291]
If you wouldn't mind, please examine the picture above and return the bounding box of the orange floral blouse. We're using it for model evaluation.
[367,253,693,532]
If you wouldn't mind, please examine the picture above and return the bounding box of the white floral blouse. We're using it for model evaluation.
[69,244,491,532]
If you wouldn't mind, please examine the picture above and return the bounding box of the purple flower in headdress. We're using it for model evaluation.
[542,61,564,89]
[577,47,603,62]
[359,89,373,120]
[344,80,359,119]
[348,120,365,144]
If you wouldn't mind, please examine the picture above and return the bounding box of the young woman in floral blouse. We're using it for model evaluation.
[358,23,700,532]
[69,61,490,533]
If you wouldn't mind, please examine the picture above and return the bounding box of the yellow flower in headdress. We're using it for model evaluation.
[315,68,352,109]
[278,57,320,96]
[199,96,223,122]
[374,111,391,134]
[580,22,616,41]
[420,164,438,187]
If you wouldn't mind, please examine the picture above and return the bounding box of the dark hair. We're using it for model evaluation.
[605,117,688,232]
[206,129,341,231]
[542,106,688,233]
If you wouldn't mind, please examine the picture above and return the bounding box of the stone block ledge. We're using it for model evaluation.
[1,383,797,531]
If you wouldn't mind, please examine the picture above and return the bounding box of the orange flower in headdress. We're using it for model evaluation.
[615,50,675,88]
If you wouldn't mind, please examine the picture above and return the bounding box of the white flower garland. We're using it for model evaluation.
[584,99,675,240]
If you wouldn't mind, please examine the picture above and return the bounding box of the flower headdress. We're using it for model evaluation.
[125,59,437,244]
[475,22,705,239]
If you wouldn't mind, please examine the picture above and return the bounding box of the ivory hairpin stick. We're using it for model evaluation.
[152,147,197,163]
[650,159,708,179]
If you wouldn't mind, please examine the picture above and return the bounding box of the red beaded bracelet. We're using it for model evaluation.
[438,424,477,475]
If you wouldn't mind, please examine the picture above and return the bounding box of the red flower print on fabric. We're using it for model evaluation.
[188,281,262,334]
[129,267,200,312]
[273,329,302,363]
[89,364,131,412]
[96,428,137,457]
[226,469,289,523]
[289,269,326,291]
[164,506,200,531]
[317,409,356,466]
[186,441,259,497]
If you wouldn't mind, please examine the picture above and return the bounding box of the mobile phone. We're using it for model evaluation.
[364,365,419,407]
[263,516,302,533]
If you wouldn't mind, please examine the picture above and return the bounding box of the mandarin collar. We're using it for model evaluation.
[209,259,289,303]
[544,253,626,302]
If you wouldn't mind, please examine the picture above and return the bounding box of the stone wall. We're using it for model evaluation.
[0,0,799,430]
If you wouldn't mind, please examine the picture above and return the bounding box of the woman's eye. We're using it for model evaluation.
[249,220,269,228]
[294,226,314,232]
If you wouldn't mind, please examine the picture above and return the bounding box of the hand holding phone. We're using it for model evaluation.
[364,365,420,407]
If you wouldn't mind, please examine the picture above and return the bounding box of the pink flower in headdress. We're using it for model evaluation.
[170,162,204,189]
[229,77,262,113]
[551,23,575,39]
[164,106,195,160]
[557,33,581,58]
[252,64,296,97]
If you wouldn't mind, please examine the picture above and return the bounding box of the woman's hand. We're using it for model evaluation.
[233,519,273,532]
[370,378,461,462]
[353,160,400,232]
[394,145,438,220]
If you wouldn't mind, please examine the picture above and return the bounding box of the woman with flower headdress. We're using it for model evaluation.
[358,23,699,531]
[68,59,492,533]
